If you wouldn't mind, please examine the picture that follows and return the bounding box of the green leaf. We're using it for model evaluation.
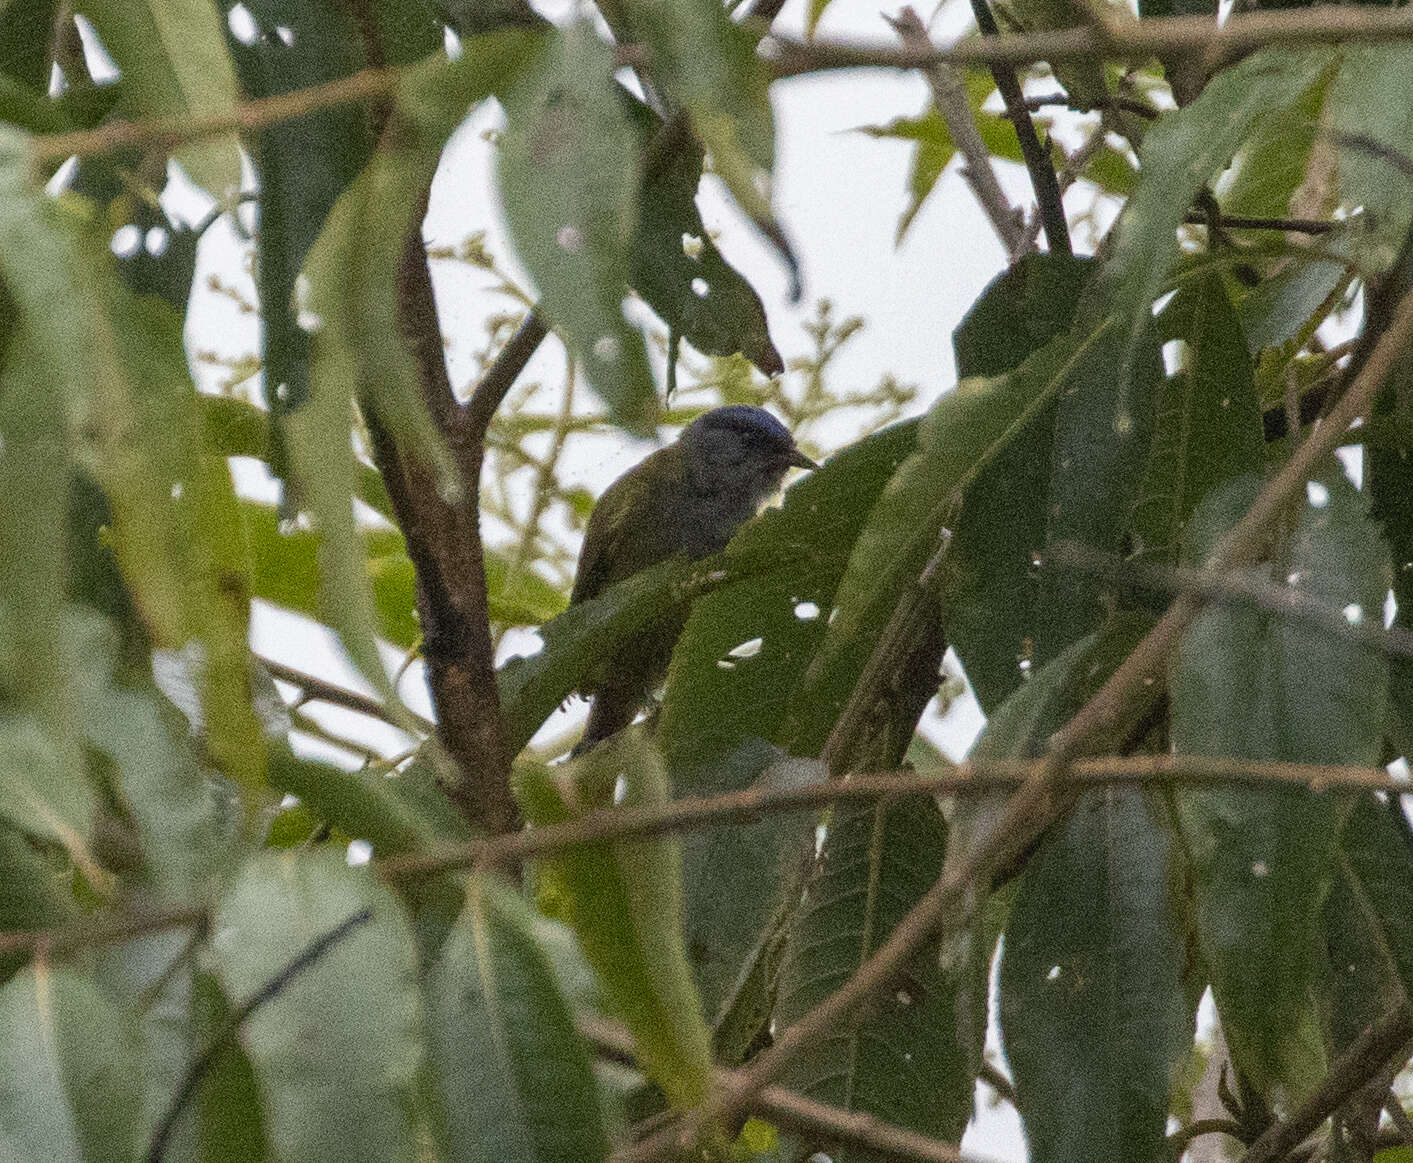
[192,970,270,1163]
[1221,71,1329,221]
[81,0,241,193]
[773,794,971,1156]
[225,0,371,432]
[626,101,781,374]
[0,965,142,1163]
[426,873,610,1163]
[945,255,1095,714]
[72,608,227,900]
[517,732,715,1110]
[1234,251,1350,354]
[0,825,74,983]
[1331,45,1413,274]
[860,108,955,244]
[1336,796,1413,1013]
[0,0,55,91]
[1170,473,1391,1095]
[1000,787,1190,1163]
[498,22,656,432]
[213,850,426,1163]
[618,0,791,292]
[1095,47,1336,393]
[1131,275,1265,568]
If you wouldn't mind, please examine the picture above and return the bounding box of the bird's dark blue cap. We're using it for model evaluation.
[692,405,818,469]
[695,405,793,446]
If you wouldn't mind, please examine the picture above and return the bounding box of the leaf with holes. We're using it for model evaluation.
[498,22,656,433]
[1170,472,1390,1096]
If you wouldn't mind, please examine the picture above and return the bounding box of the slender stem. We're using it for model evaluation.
[372,754,1411,882]
[967,0,1073,256]
[145,910,372,1163]
[578,1016,972,1163]
[1239,1008,1413,1163]
[891,8,1027,262]
[262,656,435,734]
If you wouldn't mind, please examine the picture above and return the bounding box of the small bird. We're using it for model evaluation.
[570,405,817,751]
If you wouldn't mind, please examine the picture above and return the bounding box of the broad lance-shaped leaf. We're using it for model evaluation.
[427,873,610,1163]
[81,0,240,193]
[1131,274,1265,569]
[786,316,1119,753]
[498,21,656,433]
[517,732,715,1111]
[772,794,971,1158]
[192,970,270,1163]
[213,850,426,1163]
[0,965,142,1162]
[1092,47,1335,395]
[1000,788,1190,1163]
[1335,796,1413,1013]
[657,421,917,1021]
[1170,472,1391,1097]
[945,254,1094,715]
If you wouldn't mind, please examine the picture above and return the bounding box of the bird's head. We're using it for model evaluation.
[679,405,817,500]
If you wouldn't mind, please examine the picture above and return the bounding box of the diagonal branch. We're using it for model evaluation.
[1239,1007,1413,1163]
[965,0,1073,256]
[890,9,1028,262]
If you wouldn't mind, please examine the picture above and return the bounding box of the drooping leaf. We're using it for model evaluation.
[0,965,142,1163]
[626,103,782,375]
[81,0,241,193]
[772,794,971,1158]
[1000,787,1190,1163]
[517,733,715,1111]
[1338,795,1413,1009]
[192,970,270,1163]
[1170,472,1391,1096]
[426,873,610,1163]
[213,850,426,1163]
[498,21,656,432]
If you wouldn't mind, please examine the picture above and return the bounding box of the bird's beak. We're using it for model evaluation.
[787,448,819,471]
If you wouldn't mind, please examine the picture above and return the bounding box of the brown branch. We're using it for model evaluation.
[1046,540,1413,661]
[372,754,1411,883]
[578,1016,971,1163]
[365,183,540,835]
[890,9,1028,262]
[260,656,435,734]
[626,282,1413,1163]
[1239,1008,1413,1163]
[767,7,1413,75]
[1183,210,1337,235]
[0,905,206,960]
[1022,91,1160,119]
[967,0,1072,256]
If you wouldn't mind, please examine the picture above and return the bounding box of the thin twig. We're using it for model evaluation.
[766,6,1413,75]
[145,910,372,1162]
[967,0,1072,256]
[578,1016,971,1163]
[0,905,207,960]
[890,8,1027,262]
[1165,1117,1250,1158]
[1046,540,1413,661]
[1183,210,1337,235]
[1239,1008,1413,1163]
[373,755,1413,882]
[261,656,435,734]
[1022,91,1159,119]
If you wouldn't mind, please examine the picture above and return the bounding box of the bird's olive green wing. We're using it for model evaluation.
[569,445,687,606]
